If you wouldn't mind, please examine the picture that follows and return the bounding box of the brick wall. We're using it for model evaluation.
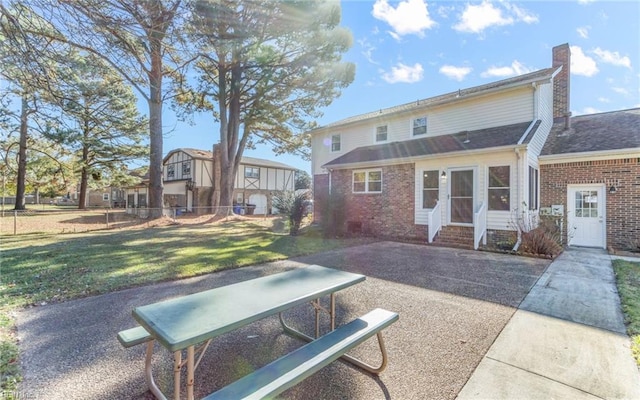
[541,157,640,251]
[552,43,570,119]
[313,174,330,223]
[317,164,427,240]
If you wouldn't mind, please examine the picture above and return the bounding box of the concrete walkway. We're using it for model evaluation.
[457,248,640,399]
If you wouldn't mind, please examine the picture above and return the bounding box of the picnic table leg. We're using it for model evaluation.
[144,340,168,400]
[174,350,182,400]
[187,346,195,400]
[279,292,391,375]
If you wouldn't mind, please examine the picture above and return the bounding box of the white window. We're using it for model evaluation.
[167,164,175,179]
[422,170,439,208]
[375,125,388,142]
[102,193,110,201]
[353,170,382,193]
[413,116,427,136]
[331,134,341,152]
[488,166,510,211]
[245,167,260,179]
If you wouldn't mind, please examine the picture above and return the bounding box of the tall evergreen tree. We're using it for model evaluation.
[184,0,354,211]
[48,53,148,209]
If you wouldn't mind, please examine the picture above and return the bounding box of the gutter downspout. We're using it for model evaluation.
[513,147,522,252]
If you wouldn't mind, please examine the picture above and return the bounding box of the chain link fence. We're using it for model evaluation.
[0,206,270,236]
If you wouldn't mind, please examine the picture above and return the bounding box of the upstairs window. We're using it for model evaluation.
[422,170,439,208]
[413,117,427,136]
[331,134,341,152]
[102,193,110,201]
[353,170,382,193]
[182,161,191,176]
[376,125,388,142]
[167,164,175,179]
[245,167,260,179]
[488,166,510,211]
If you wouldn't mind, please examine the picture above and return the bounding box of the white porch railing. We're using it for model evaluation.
[473,202,487,250]
[427,201,442,243]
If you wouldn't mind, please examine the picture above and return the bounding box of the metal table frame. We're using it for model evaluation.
[132,265,371,400]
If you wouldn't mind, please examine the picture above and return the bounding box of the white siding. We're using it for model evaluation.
[527,82,554,157]
[414,150,519,231]
[427,88,534,136]
[312,86,535,175]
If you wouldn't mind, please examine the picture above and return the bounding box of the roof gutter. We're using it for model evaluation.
[539,148,640,164]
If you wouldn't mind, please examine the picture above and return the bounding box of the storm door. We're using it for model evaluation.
[449,170,474,224]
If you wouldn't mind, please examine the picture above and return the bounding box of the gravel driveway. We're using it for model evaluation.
[17,241,550,399]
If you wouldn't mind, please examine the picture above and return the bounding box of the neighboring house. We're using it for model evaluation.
[82,187,127,208]
[162,146,297,215]
[310,43,640,252]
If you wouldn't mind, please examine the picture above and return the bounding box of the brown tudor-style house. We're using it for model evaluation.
[310,43,640,252]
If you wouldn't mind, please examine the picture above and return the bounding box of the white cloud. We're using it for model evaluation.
[576,26,590,39]
[381,63,424,83]
[593,47,632,68]
[439,65,473,81]
[453,1,537,34]
[481,60,531,78]
[570,46,598,77]
[598,97,611,103]
[582,107,601,115]
[577,0,596,4]
[372,0,436,39]
[612,87,629,95]
[358,38,378,65]
[504,3,539,24]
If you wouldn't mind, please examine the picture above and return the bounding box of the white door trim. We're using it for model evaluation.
[567,184,606,249]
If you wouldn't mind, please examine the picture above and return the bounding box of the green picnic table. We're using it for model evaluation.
[119,265,398,400]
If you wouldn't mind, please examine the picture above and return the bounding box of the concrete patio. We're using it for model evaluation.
[15,242,639,399]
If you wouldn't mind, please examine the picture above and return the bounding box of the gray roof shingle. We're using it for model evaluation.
[541,108,640,156]
[324,121,538,168]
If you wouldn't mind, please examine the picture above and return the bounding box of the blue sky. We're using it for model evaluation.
[164,0,640,173]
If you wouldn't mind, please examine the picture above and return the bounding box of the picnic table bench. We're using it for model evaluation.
[118,265,398,400]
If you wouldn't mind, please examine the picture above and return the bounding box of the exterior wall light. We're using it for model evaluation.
[609,185,617,194]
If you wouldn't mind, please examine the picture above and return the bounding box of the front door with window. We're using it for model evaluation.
[568,185,605,248]
[449,169,474,224]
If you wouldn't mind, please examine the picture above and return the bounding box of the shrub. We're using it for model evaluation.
[271,191,309,236]
[510,205,563,257]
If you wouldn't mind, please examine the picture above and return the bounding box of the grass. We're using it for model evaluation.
[612,259,640,366]
[0,217,369,393]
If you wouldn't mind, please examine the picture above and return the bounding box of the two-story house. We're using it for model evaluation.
[311,43,640,252]
[162,146,297,215]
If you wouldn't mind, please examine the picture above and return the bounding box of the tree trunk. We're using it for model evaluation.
[147,34,164,218]
[14,96,28,211]
[78,165,88,209]
[78,114,90,209]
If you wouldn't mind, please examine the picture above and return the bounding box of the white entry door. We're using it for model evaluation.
[568,185,605,248]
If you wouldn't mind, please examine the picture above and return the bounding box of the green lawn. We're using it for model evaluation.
[613,259,640,366]
[0,218,369,392]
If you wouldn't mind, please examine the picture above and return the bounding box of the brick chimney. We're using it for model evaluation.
[552,43,571,122]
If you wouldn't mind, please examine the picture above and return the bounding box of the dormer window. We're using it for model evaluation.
[375,125,388,142]
[413,117,427,136]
